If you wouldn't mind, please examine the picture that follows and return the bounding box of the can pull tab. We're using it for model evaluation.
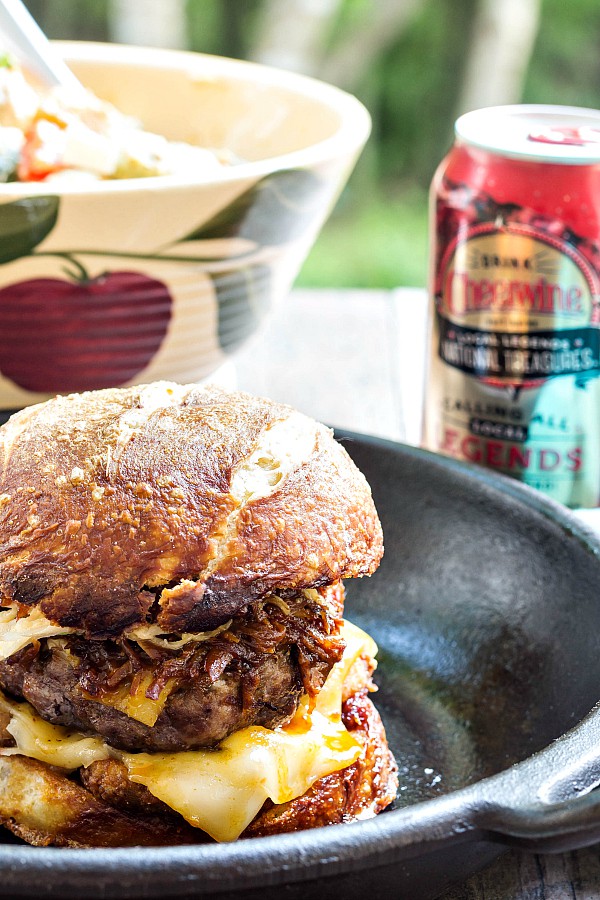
[528,125,600,146]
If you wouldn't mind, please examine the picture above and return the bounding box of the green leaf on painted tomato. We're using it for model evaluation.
[0,195,59,264]
[179,169,330,247]
[212,263,272,354]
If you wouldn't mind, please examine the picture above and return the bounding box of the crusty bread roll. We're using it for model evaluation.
[0,382,383,637]
[0,382,396,847]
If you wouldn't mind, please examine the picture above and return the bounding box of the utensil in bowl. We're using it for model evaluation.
[0,41,370,409]
[2,436,600,898]
[0,0,82,90]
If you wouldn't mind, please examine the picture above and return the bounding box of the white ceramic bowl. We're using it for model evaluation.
[0,41,370,408]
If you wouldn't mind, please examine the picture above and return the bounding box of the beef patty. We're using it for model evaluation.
[0,586,344,752]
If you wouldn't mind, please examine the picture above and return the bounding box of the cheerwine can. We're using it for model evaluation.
[422,105,600,507]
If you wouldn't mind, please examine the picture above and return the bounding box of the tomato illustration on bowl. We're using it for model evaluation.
[0,196,173,394]
[0,270,172,393]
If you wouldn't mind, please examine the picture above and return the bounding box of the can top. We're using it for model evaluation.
[455,104,600,164]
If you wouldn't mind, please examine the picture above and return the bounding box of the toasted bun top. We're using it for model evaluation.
[0,383,383,637]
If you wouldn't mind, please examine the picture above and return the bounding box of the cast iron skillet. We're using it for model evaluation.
[3,434,600,900]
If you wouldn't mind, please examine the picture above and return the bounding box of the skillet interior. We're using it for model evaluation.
[342,435,600,810]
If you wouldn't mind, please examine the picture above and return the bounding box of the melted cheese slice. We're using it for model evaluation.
[1,701,109,770]
[0,620,376,842]
[0,606,74,659]
[94,673,177,728]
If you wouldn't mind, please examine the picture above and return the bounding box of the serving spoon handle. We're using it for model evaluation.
[0,0,83,91]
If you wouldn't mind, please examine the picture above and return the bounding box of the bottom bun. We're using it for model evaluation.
[245,689,397,837]
[0,690,397,848]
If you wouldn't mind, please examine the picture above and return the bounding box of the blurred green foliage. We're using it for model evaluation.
[525,0,600,109]
[22,0,600,289]
[302,0,600,288]
[25,0,110,43]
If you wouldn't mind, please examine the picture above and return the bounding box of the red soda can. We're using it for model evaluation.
[422,105,600,508]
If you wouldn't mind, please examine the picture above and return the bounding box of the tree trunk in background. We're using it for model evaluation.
[107,0,187,49]
[456,0,541,115]
[251,0,427,90]
[250,0,343,75]
[320,0,426,91]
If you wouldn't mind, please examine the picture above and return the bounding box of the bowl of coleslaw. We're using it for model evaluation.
[0,41,370,408]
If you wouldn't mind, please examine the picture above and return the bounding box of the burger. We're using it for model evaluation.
[0,382,397,847]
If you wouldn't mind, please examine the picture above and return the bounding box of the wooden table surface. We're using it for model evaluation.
[232,287,600,900]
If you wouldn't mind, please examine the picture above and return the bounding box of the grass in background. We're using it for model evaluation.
[296,185,429,290]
